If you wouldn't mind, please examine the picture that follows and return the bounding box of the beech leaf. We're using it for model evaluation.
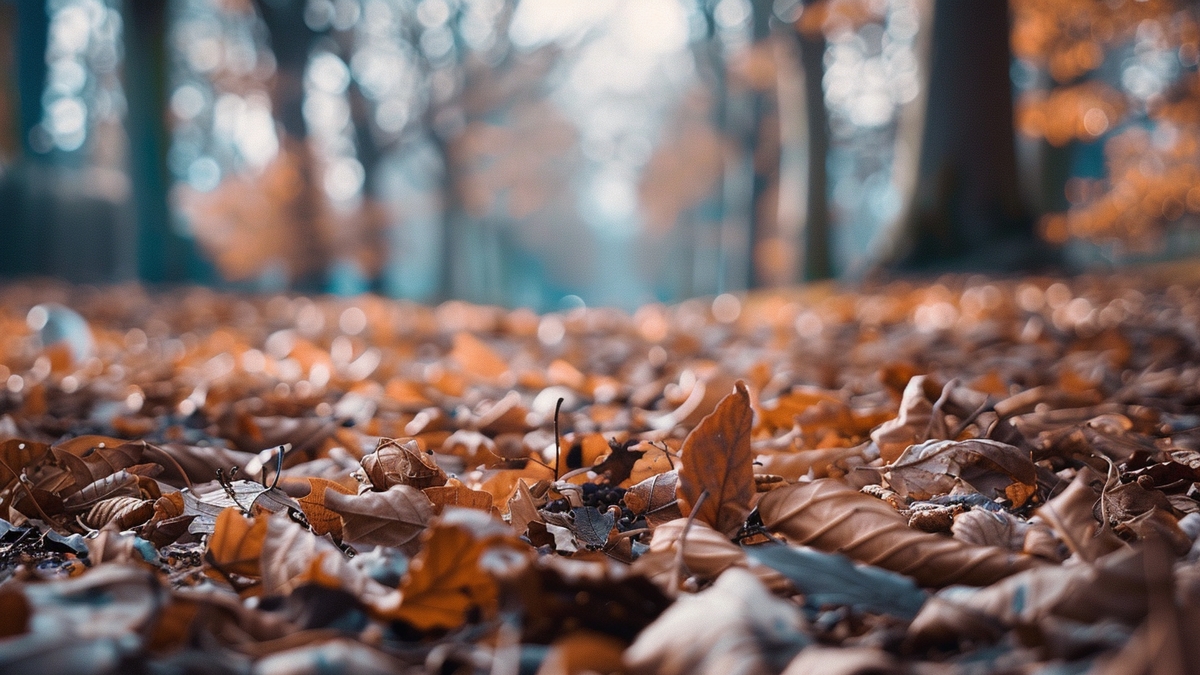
[677,381,755,538]
[758,479,1042,587]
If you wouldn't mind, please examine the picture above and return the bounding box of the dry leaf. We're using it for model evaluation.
[633,518,790,593]
[423,477,495,514]
[908,547,1153,646]
[449,332,509,383]
[624,567,810,675]
[297,477,354,537]
[886,438,1037,506]
[678,381,755,538]
[1036,467,1125,562]
[871,375,942,464]
[358,437,448,491]
[758,480,1041,587]
[389,510,516,631]
[624,470,683,529]
[206,508,268,580]
[323,484,433,550]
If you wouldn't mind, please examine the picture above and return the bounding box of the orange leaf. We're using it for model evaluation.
[298,477,354,537]
[449,332,509,383]
[423,478,494,515]
[677,380,755,538]
[205,508,267,579]
[390,512,514,631]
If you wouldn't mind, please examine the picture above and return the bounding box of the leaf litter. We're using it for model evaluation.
[1,272,1200,672]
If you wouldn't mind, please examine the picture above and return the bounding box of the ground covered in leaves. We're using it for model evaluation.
[1,271,1200,674]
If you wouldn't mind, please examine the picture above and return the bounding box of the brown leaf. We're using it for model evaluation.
[758,480,1041,587]
[1035,467,1125,562]
[0,586,30,638]
[206,508,268,580]
[591,438,646,486]
[297,477,354,537]
[908,547,1152,647]
[870,375,942,464]
[624,470,683,529]
[63,470,141,511]
[389,511,516,631]
[323,484,433,550]
[633,518,790,593]
[358,437,448,491]
[677,381,755,538]
[54,438,145,494]
[507,478,545,537]
[423,478,494,515]
[259,512,393,601]
[886,439,1037,506]
[0,439,49,491]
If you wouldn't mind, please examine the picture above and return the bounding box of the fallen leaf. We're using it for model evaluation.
[886,438,1038,506]
[297,477,354,537]
[1035,467,1125,562]
[624,470,683,529]
[323,484,433,551]
[389,511,515,631]
[423,477,495,515]
[358,437,447,491]
[205,508,268,580]
[871,375,942,464]
[624,567,810,675]
[758,480,1042,587]
[677,381,755,538]
[591,438,646,486]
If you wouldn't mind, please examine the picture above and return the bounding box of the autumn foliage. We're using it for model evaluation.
[2,271,1200,671]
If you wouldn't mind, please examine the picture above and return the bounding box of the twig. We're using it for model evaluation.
[553,397,564,479]
[673,489,708,592]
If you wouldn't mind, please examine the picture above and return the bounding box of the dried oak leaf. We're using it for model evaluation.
[297,477,354,537]
[323,484,433,551]
[206,508,268,579]
[507,479,544,537]
[624,567,810,675]
[678,381,755,538]
[758,480,1041,587]
[625,470,683,529]
[358,437,447,491]
[886,438,1037,506]
[389,509,522,631]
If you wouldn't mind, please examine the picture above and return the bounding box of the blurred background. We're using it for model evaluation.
[0,0,1197,310]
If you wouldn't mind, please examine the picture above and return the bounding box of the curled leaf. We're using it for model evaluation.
[624,470,683,529]
[358,437,447,491]
[758,480,1041,587]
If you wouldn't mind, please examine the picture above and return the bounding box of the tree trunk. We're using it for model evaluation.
[893,0,1051,271]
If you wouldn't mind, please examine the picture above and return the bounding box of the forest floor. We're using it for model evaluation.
[0,268,1199,674]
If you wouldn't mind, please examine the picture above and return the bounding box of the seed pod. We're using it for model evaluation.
[85,496,154,530]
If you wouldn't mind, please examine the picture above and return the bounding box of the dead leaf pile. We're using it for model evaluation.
[1,272,1200,672]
